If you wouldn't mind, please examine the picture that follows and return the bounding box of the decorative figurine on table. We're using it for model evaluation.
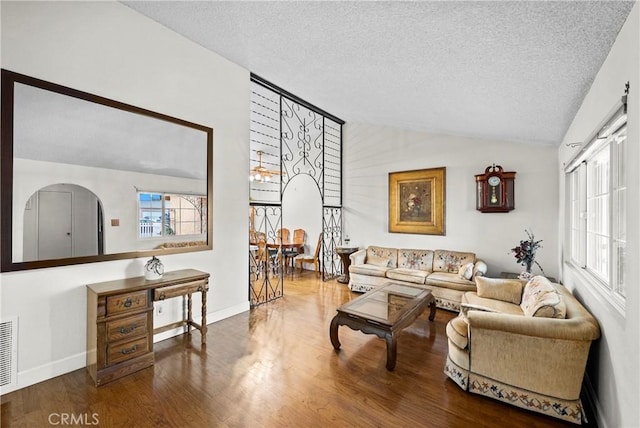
[144,256,164,280]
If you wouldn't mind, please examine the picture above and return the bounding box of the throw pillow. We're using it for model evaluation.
[520,276,566,318]
[367,254,390,267]
[475,276,524,305]
[457,263,474,280]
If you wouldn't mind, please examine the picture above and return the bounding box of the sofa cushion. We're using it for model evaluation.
[367,254,390,267]
[366,246,398,267]
[520,276,566,318]
[446,316,469,349]
[463,292,524,315]
[475,277,524,305]
[458,263,474,280]
[349,264,389,278]
[397,249,434,271]
[426,272,476,292]
[433,250,476,273]
[386,268,429,284]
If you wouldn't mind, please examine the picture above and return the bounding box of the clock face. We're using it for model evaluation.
[488,176,501,186]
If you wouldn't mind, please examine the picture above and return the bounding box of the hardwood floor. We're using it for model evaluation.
[2,272,586,427]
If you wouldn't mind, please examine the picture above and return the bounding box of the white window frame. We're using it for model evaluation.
[137,191,207,239]
[565,105,626,312]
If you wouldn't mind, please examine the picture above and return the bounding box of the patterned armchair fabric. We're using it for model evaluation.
[444,277,600,424]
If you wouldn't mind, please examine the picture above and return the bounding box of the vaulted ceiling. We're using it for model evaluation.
[123,1,635,146]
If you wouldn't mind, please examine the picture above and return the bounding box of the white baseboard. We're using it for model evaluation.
[2,302,250,395]
[1,351,86,396]
[583,373,606,428]
[153,301,249,343]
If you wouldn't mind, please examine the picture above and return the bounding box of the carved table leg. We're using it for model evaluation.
[201,288,207,345]
[329,315,341,350]
[385,333,397,371]
[187,293,193,336]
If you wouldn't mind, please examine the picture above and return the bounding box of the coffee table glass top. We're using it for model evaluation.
[338,283,430,325]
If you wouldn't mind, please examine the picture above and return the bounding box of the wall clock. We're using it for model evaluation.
[475,164,516,213]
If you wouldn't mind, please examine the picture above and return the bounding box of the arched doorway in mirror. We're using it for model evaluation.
[22,183,104,261]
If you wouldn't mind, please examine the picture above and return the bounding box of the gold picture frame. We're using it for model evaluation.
[389,167,446,235]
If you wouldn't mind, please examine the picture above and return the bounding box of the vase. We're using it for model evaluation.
[518,260,533,280]
[144,256,164,280]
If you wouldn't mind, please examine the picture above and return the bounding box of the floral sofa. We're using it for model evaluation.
[444,276,600,424]
[348,246,487,311]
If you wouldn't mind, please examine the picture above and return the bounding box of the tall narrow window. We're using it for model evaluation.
[565,102,626,308]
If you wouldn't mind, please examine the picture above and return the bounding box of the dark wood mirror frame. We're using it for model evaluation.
[1,69,213,272]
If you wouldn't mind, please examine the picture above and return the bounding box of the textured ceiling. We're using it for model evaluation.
[123,1,635,146]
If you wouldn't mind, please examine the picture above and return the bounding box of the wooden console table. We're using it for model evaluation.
[86,269,210,386]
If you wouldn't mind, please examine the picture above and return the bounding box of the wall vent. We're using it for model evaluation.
[0,317,18,390]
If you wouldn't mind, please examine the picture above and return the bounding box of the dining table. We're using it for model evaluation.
[250,241,304,275]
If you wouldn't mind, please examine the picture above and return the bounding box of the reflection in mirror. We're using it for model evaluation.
[23,184,103,261]
[1,69,213,271]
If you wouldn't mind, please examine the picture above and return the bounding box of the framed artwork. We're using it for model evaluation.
[388,167,446,235]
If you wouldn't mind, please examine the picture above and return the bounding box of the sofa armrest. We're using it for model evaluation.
[472,260,487,278]
[349,249,367,266]
[466,310,600,342]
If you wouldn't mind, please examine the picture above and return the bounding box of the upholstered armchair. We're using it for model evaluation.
[444,276,600,424]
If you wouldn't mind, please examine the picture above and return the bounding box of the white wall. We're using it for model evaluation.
[282,175,323,264]
[558,4,639,427]
[0,2,250,393]
[343,123,559,279]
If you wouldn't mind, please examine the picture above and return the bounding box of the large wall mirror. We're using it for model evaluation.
[1,69,213,272]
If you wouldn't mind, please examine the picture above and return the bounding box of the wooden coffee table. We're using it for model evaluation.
[329,282,436,370]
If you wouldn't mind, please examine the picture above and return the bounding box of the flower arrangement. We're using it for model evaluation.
[407,193,422,214]
[510,229,545,279]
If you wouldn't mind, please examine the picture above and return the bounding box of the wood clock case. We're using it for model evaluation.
[475,164,516,213]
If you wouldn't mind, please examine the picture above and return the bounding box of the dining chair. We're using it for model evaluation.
[283,228,306,274]
[294,232,322,276]
[292,229,305,246]
[277,228,290,244]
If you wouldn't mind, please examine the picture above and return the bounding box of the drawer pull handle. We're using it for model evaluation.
[124,298,133,307]
[118,324,137,334]
[120,345,138,355]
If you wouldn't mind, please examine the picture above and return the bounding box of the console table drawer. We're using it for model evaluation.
[107,336,149,366]
[154,280,208,301]
[106,313,148,342]
[106,290,148,315]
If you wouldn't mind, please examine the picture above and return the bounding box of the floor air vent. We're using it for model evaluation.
[0,317,18,390]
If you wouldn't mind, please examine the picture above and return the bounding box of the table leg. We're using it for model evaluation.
[329,316,341,350]
[201,288,207,344]
[385,333,397,371]
[187,293,193,336]
[428,298,436,321]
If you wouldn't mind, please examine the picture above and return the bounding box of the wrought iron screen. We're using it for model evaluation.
[249,75,344,306]
[249,205,283,307]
